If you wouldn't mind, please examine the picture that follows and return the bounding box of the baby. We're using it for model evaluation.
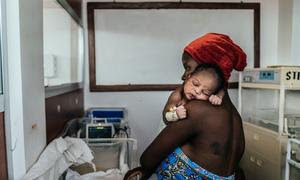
[163,63,225,124]
[161,33,247,127]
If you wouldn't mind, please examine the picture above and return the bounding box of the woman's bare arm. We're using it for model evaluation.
[216,89,225,99]
[140,108,202,179]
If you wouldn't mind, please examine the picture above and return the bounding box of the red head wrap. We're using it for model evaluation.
[184,33,247,81]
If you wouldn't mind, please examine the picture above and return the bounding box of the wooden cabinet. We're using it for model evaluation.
[240,122,288,180]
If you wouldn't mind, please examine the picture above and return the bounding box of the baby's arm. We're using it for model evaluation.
[209,88,225,105]
[162,86,186,125]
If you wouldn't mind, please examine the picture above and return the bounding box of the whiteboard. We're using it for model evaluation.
[87,3,259,91]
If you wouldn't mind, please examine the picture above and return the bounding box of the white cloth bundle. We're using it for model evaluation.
[22,137,95,180]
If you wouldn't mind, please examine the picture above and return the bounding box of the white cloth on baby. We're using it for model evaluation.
[22,137,95,180]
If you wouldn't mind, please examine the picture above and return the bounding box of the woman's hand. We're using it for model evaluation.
[123,167,144,180]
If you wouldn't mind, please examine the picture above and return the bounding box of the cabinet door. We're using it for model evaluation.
[251,150,282,180]
[242,123,286,180]
[240,150,258,180]
[241,149,282,180]
[243,122,285,163]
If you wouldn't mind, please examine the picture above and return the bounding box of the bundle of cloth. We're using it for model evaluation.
[22,137,95,180]
[22,137,129,180]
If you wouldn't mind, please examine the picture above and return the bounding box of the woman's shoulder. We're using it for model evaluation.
[185,100,214,110]
[185,100,228,117]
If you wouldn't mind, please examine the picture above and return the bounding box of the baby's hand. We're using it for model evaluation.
[176,105,187,119]
[209,95,222,105]
[176,100,186,107]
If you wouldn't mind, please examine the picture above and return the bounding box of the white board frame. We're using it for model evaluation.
[87,2,260,92]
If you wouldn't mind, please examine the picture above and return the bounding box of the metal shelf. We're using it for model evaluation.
[241,83,280,89]
[241,83,300,90]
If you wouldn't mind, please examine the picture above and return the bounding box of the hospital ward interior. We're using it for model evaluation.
[1,0,300,179]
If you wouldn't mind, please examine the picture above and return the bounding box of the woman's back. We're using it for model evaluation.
[181,92,245,176]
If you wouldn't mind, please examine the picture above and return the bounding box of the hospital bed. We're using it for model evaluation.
[61,108,138,179]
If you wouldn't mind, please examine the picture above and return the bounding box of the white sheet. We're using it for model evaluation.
[22,137,95,180]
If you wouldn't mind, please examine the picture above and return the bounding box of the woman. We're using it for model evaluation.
[125,33,247,180]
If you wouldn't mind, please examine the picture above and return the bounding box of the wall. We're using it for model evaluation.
[291,0,300,65]
[188,0,280,67]
[20,0,46,170]
[5,0,46,178]
[277,0,293,65]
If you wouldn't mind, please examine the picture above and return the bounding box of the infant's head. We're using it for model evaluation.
[183,63,225,101]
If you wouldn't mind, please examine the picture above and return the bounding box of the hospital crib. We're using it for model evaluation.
[61,108,138,179]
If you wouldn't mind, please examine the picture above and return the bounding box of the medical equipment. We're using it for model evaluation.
[81,108,130,138]
[238,66,300,180]
[239,66,300,135]
[85,107,127,130]
[61,107,138,179]
[241,66,300,86]
[86,123,115,139]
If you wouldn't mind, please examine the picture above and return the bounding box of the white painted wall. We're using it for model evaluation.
[291,0,300,65]
[277,0,293,65]
[181,0,280,67]
[4,0,46,178]
[19,0,46,170]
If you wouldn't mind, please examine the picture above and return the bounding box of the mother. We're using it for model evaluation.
[125,33,247,180]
